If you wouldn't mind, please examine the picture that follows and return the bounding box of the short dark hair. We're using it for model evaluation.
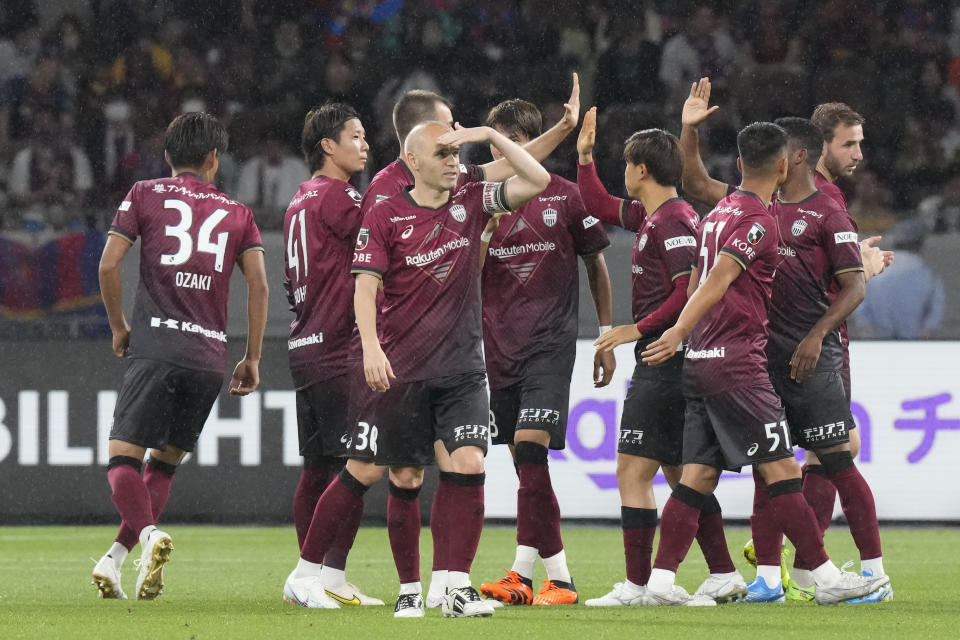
[622,129,682,188]
[164,112,228,169]
[737,122,787,172]
[485,99,543,141]
[774,117,823,169]
[301,103,360,173]
[393,90,452,145]
[811,103,865,142]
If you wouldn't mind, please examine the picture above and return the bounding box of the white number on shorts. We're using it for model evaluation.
[161,199,231,272]
[355,421,378,456]
[698,219,728,285]
[764,420,792,453]
[286,208,308,282]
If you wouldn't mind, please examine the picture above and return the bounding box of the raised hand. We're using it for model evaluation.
[436,124,492,147]
[682,77,720,128]
[577,107,597,162]
[561,72,581,130]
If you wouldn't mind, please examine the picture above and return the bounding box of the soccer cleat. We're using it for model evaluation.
[741,538,791,586]
[584,581,647,607]
[814,564,890,606]
[134,529,173,600]
[283,573,340,609]
[394,592,425,618]
[533,579,578,605]
[645,584,717,606]
[785,579,816,602]
[442,586,496,617]
[325,581,384,606]
[480,570,533,605]
[694,571,748,603]
[743,577,785,603]
[844,571,894,604]
[425,592,446,609]
[91,553,128,600]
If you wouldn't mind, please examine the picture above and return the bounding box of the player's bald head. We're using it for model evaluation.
[404,121,453,157]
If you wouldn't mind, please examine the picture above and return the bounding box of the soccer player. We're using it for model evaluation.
[575,107,746,606]
[283,120,550,618]
[93,112,268,600]
[640,120,888,606]
[681,80,891,602]
[280,103,382,606]
[475,99,613,607]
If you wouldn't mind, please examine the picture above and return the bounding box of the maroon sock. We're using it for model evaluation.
[301,470,369,564]
[431,473,454,571]
[696,494,735,573]
[750,467,783,566]
[324,498,362,571]
[767,479,829,569]
[621,506,657,585]
[387,482,422,584]
[438,472,485,574]
[516,442,564,557]
[107,457,153,537]
[821,453,882,560]
[802,464,836,533]
[652,484,705,572]
[115,459,178,550]
[293,468,335,550]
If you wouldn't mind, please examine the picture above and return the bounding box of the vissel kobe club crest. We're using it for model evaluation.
[542,207,557,227]
[638,233,648,252]
[450,204,466,223]
[791,219,807,236]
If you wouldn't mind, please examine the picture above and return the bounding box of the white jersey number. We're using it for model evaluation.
[286,209,308,282]
[697,219,727,285]
[161,199,230,272]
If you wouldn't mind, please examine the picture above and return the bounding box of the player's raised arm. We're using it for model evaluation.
[231,248,268,395]
[680,78,729,207]
[98,234,134,358]
[576,107,625,226]
[481,73,580,182]
[354,272,394,392]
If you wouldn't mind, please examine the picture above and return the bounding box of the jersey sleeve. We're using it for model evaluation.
[108,183,141,243]
[238,207,264,257]
[619,199,649,233]
[460,163,485,184]
[656,208,698,278]
[324,186,365,240]
[351,207,390,277]
[576,160,628,227]
[719,213,776,270]
[822,210,864,275]
[565,183,610,256]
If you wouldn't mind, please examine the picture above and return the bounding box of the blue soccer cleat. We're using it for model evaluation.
[844,571,894,604]
[743,576,785,603]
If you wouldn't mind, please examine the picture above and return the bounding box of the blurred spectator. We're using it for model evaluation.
[917,173,960,233]
[847,169,897,235]
[0,52,73,148]
[594,13,663,108]
[6,108,92,230]
[853,219,945,339]
[235,133,309,231]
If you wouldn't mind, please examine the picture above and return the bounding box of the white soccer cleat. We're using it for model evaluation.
[394,592,425,618]
[91,553,128,600]
[815,564,891,606]
[283,573,341,609]
[695,571,749,603]
[645,584,717,607]
[325,581,384,606]
[425,590,446,609]
[134,529,173,600]
[585,581,647,606]
[442,585,496,617]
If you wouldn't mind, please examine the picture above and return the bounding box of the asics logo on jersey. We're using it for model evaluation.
[401,225,414,239]
[747,443,759,456]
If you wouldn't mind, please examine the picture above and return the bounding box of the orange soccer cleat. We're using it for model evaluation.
[480,570,533,605]
[532,579,579,605]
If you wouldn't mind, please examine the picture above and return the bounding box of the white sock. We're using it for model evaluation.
[320,565,346,589]
[294,557,323,579]
[108,542,129,567]
[138,525,157,547]
[757,565,782,587]
[623,579,645,595]
[647,568,676,593]
[811,560,841,587]
[447,571,470,590]
[711,571,737,580]
[399,581,422,595]
[792,568,814,588]
[861,557,884,576]
[511,545,537,580]
[427,570,448,596]
[541,549,572,584]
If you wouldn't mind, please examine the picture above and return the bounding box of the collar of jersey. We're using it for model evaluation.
[776,188,822,206]
[402,186,449,211]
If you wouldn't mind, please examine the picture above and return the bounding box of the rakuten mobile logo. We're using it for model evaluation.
[405,237,470,266]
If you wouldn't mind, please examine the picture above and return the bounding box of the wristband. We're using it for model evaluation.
[480,230,493,242]
[599,325,612,337]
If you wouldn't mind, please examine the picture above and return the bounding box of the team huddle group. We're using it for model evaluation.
[90,71,895,617]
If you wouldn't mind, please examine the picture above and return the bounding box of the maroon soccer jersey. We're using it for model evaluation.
[282,176,364,389]
[766,191,863,372]
[618,197,699,327]
[352,181,510,381]
[109,173,263,372]
[359,158,484,213]
[481,174,609,389]
[683,190,781,396]
[815,171,848,211]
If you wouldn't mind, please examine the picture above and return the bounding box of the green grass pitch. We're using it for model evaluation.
[1,524,957,639]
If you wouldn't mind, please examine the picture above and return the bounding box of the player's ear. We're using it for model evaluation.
[736,156,742,174]
[164,150,173,171]
[320,137,337,157]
